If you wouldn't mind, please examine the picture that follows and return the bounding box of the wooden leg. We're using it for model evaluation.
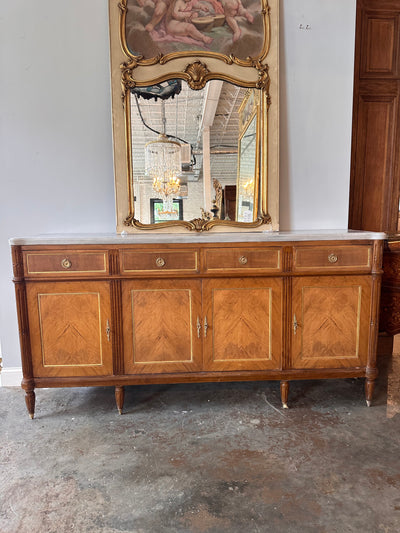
[365,378,375,407]
[25,389,36,419]
[115,386,125,415]
[280,380,289,409]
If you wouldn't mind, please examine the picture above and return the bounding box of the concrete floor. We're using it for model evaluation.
[1,357,400,533]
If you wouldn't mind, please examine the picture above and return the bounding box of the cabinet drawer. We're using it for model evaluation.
[24,251,108,276]
[204,247,281,272]
[293,245,372,271]
[120,250,199,273]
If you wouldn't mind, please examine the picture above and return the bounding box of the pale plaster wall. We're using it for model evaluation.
[0,0,356,370]
[279,0,356,230]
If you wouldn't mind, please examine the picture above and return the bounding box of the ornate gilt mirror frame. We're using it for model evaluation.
[109,0,279,232]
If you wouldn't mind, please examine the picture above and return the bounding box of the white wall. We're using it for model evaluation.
[0,1,116,370]
[0,0,356,370]
[280,0,356,229]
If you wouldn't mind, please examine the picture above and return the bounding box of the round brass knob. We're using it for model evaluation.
[328,253,338,264]
[239,256,248,265]
[61,258,72,269]
[156,257,166,268]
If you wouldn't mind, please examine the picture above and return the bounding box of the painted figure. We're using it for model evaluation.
[135,0,258,50]
[222,0,254,42]
[142,0,172,32]
[186,0,224,16]
[165,0,213,44]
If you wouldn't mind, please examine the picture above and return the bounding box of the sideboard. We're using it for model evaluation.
[10,231,384,418]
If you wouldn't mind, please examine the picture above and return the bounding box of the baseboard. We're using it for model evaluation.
[0,367,22,387]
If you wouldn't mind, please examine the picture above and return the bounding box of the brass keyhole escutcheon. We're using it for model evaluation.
[61,258,72,269]
[328,253,338,264]
[156,257,166,268]
[239,256,248,265]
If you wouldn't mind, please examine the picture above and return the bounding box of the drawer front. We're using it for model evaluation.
[24,251,108,276]
[204,247,281,273]
[121,250,199,273]
[293,245,372,271]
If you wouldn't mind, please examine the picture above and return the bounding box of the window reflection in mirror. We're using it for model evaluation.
[237,113,257,222]
[129,79,260,225]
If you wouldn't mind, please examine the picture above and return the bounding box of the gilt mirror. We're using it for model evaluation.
[109,0,279,232]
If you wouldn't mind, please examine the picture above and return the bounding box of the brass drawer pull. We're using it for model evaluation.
[61,258,72,269]
[156,257,166,268]
[328,253,338,264]
[239,256,248,265]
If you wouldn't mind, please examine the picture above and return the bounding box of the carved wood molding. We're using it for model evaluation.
[109,250,120,276]
[124,212,272,232]
[11,246,24,280]
[14,281,33,379]
[111,280,124,375]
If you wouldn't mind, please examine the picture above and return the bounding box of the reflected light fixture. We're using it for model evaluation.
[241,178,255,197]
[145,100,181,215]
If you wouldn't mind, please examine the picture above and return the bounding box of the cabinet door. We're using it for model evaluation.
[291,276,372,369]
[26,281,113,377]
[202,278,282,371]
[123,279,203,374]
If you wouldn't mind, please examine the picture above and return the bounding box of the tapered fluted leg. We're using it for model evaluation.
[115,386,125,415]
[25,389,35,419]
[280,381,289,409]
[365,378,375,407]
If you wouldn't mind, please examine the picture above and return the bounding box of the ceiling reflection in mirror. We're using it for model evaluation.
[130,79,261,225]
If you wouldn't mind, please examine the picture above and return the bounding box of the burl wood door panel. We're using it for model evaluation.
[351,94,398,231]
[291,276,372,369]
[202,278,282,371]
[360,11,400,78]
[123,280,202,374]
[26,281,113,377]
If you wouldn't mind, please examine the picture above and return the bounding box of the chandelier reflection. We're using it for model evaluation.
[241,178,254,197]
[145,100,181,217]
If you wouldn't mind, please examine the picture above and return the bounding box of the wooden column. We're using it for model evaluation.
[12,246,35,419]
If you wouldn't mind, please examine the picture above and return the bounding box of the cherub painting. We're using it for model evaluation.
[125,0,264,59]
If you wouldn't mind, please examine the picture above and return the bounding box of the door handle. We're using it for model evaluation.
[197,317,201,338]
[106,319,111,342]
[204,316,208,337]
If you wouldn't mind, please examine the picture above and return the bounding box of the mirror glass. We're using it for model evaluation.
[237,113,257,222]
[129,79,261,225]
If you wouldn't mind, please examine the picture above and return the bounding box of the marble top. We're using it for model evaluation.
[9,230,386,246]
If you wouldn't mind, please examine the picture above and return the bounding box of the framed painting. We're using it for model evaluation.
[150,198,184,222]
[108,0,279,232]
[122,0,268,62]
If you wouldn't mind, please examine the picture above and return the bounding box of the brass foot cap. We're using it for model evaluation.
[282,403,288,409]
[29,413,34,419]
[366,400,371,407]
[118,409,122,415]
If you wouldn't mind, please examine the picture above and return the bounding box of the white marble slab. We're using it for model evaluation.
[9,230,386,246]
